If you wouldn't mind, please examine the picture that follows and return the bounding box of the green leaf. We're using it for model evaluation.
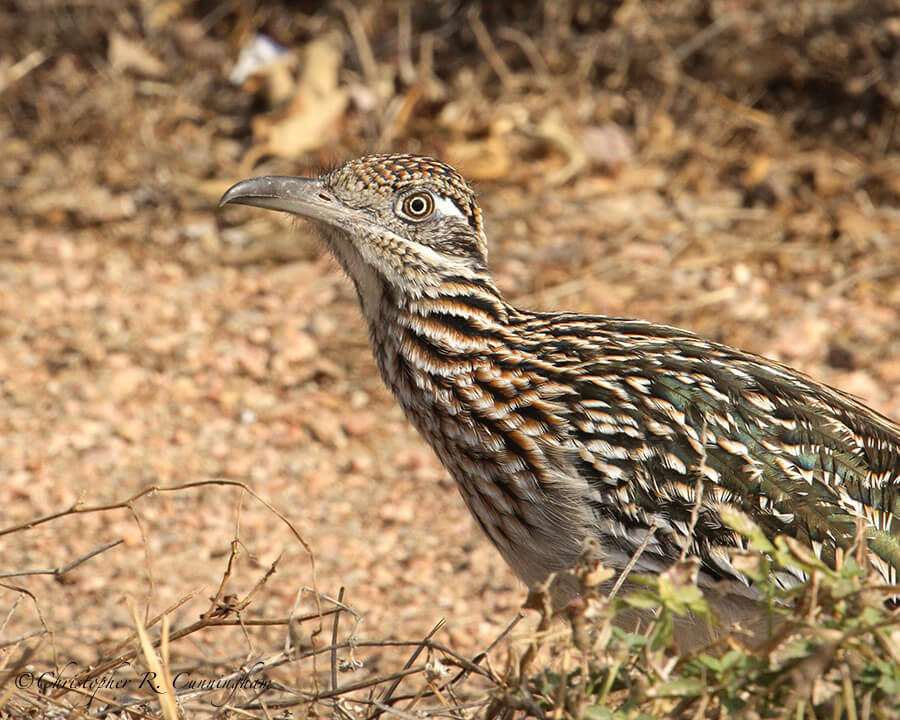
[729,550,771,584]
[694,654,723,672]
[623,590,662,610]
[648,677,705,698]
[658,576,708,617]
[720,506,775,553]
[583,706,615,720]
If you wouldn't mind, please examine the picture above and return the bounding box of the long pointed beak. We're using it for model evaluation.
[219,176,344,225]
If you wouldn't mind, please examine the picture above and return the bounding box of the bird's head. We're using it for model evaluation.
[220,154,492,313]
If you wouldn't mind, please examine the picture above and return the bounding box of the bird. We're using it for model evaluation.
[220,153,900,646]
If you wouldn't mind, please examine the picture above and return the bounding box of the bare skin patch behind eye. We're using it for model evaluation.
[433,194,466,220]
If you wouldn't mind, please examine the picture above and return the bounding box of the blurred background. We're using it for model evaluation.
[1,0,899,710]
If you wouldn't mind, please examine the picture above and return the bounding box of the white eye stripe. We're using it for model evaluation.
[433,194,466,220]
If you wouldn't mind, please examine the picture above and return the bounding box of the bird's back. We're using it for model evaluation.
[503,310,900,593]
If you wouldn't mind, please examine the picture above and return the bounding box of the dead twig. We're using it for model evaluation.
[468,5,514,88]
[679,419,708,562]
[0,539,123,580]
[0,479,319,616]
[337,1,379,92]
[609,517,660,599]
[373,619,446,719]
[330,586,345,693]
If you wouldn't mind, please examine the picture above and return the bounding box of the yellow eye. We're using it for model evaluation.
[400,191,435,220]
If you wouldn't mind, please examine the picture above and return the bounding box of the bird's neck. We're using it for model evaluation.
[364,273,511,390]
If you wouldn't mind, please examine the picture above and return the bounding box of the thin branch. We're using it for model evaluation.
[467,5,513,87]
[374,619,446,718]
[0,539,123,579]
[609,518,660,599]
[679,418,708,562]
[0,478,321,623]
[449,612,522,688]
[337,1,379,91]
[331,586,345,693]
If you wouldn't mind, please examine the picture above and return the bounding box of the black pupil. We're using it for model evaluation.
[409,196,427,214]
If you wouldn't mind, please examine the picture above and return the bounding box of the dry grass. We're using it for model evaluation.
[1,484,508,717]
[3,487,898,718]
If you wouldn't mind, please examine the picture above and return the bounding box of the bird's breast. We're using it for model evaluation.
[368,321,600,587]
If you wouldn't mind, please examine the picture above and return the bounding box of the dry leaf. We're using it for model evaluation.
[108,32,167,78]
[444,135,513,181]
[582,123,634,173]
[253,32,349,157]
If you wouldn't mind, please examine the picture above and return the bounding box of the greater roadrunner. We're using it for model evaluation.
[221,154,900,643]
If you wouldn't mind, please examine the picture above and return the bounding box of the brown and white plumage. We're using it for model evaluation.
[221,154,900,643]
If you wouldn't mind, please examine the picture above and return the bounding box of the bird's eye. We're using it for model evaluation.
[399,191,435,220]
